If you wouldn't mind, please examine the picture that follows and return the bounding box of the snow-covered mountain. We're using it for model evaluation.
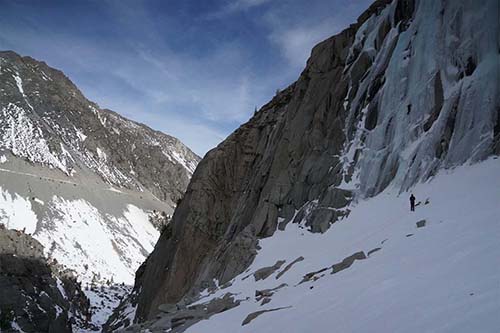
[109,0,499,331]
[0,51,200,285]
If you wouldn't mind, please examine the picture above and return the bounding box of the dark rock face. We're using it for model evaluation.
[416,220,426,228]
[0,228,91,333]
[0,255,72,333]
[0,51,200,204]
[123,0,499,325]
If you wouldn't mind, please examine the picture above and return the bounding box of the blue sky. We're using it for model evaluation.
[0,0,372,156]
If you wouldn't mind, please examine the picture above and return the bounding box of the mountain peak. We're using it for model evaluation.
[0,50,200,198]
[0,50,200,313]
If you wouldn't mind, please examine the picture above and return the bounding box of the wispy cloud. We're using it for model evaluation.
[262,1,371,71]
[225,0,273,12]
[205,0,273,19]
[0,0,372,155]
[268,20,343,70]
[0,4,264,155]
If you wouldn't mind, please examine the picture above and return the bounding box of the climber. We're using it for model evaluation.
[410,194,416,212]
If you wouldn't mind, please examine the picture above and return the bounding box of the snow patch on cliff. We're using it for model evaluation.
[170,150,197,174]
[13,72,34,110]
[0,103,69,173]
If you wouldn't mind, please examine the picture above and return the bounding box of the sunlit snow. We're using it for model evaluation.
[187,158,500,333]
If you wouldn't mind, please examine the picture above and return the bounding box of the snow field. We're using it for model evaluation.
[187,158,500,333]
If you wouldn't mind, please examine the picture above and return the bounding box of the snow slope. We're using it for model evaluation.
[0,191,158,285]
[0,162,162,331]
[0,168,160,285]
[0,152,167,292]
[37,200,158,284]
[186,157,500,333]
[0,187,38,233]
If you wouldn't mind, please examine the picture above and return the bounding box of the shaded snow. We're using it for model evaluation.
[79,284,133,333]
[10,320,27,333]
[56,278,67,300]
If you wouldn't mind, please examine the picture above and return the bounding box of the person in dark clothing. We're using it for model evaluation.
[410,194,416,212]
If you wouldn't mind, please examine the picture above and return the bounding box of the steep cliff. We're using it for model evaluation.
[123,0,498,327]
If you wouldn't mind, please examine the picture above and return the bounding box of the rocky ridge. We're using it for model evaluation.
[0,50,200,205]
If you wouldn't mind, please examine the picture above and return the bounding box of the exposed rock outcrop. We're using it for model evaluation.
[112,293,240,333]
[0,227,92,332]
[253,260,286,281]
[241,306,291,326]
